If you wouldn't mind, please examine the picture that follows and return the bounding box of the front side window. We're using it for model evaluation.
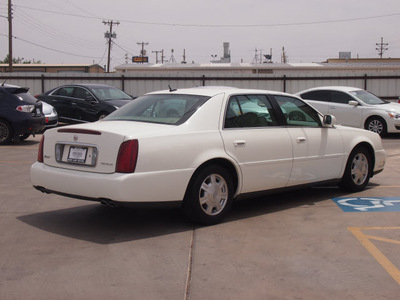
[275,95,321,127]
[105,94,209,125]
[225,95,278,128]
[331,91,354,104]
[74,87,91,100]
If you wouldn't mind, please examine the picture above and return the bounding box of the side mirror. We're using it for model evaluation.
[323,115,336,127]
[348,100,358,106]
[85,95,95,102]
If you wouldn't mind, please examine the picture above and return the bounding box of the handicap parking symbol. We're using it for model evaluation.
[332,197,400,212]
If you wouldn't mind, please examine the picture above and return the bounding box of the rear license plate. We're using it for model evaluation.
[68,146,88,163]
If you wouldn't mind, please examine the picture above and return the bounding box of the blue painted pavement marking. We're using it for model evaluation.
[332,197,400,212]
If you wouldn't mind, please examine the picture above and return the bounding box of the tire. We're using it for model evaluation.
[183,165,234,225]
[0,119,12,145]
[19,133,30,141]
[365,116,386,136]
[340,147,371,192]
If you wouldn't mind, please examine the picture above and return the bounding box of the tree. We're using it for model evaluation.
[0,54,42,64]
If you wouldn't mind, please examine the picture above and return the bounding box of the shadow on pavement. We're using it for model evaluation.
[18,185,364,244]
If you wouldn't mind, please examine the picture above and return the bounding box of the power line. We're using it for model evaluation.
[0,34,104,59]
[14,4,400,28]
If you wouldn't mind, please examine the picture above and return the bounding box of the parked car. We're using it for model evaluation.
[31,87,386,225]
[41,102,58,129]
[296,86,400,136]
[36,84,134,124]
[0,83,45,144]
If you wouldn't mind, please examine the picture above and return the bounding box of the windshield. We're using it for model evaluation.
[104,94,210,125]
[90,86,132,101]
[350,90,386,105]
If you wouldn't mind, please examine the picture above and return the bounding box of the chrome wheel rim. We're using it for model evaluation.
[199,174,228,216]
[368,119,383,134]
[351,153,369,185]
[0,123,9,143]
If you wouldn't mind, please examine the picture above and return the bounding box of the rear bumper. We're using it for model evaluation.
[12,115,46,137]
[31,162,193,203]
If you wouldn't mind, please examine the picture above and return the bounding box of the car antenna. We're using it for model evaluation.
[168,85,177,92]
[1,79,7,86]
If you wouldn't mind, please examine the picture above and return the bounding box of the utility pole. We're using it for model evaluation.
[103,20,119,72]
[8,0,13,72]
[137,42,149,63]
[376,37,388,59]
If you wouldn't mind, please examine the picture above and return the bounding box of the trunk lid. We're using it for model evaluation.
[42,120,174,174]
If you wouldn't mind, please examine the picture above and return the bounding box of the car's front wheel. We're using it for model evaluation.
[183,165,234,225]
[340,146,371,192]
[0,119,12,145]
[365,116,386,136]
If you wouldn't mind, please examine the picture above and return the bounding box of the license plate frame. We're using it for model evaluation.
[67,146,88,164]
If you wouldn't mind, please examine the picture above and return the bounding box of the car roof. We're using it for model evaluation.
[56,83,116,89]
[297,86,363,94]
[147,86,295,98]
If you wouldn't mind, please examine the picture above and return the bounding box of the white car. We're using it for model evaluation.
[296,86,400,136]
[31,87,386,225]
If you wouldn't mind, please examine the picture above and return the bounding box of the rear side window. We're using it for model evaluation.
[300,90,331,102]
[53,87,74,97]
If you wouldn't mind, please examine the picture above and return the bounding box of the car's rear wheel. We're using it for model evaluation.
[365,116,386,136]
[0,119,12,145]
[183,165,234,225]
[19,133,30,141]
[340,146,371,192]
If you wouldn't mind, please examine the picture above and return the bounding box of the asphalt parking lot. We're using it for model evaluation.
[1,134,400,300]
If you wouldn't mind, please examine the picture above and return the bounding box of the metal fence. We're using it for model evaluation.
[1,73,400,100]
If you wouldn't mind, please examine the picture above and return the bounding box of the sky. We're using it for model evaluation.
[1,0,400,70]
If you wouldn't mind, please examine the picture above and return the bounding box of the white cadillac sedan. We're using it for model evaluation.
[31,87,386,225]
[296,86,400,136]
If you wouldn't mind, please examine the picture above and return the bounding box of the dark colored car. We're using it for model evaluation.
[0,84,45,145]
[36,84,135,124]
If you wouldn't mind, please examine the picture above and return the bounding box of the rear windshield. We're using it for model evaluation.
[5,87,38,104]
[104,94,210,125]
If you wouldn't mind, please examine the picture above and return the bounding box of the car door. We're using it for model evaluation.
[274,95,345,186]
[299,90,331,114]
[48,86,75,119]
[221,94,293,194]
[327,91,363,128]
[72,87,99,122]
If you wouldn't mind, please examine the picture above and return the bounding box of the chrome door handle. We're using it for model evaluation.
[296,137,306,143]
[233,140,246,147]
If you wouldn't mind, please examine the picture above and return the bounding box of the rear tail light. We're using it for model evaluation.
[38,136,44,162]
[16,105,35,113]
[116,139,139,173]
